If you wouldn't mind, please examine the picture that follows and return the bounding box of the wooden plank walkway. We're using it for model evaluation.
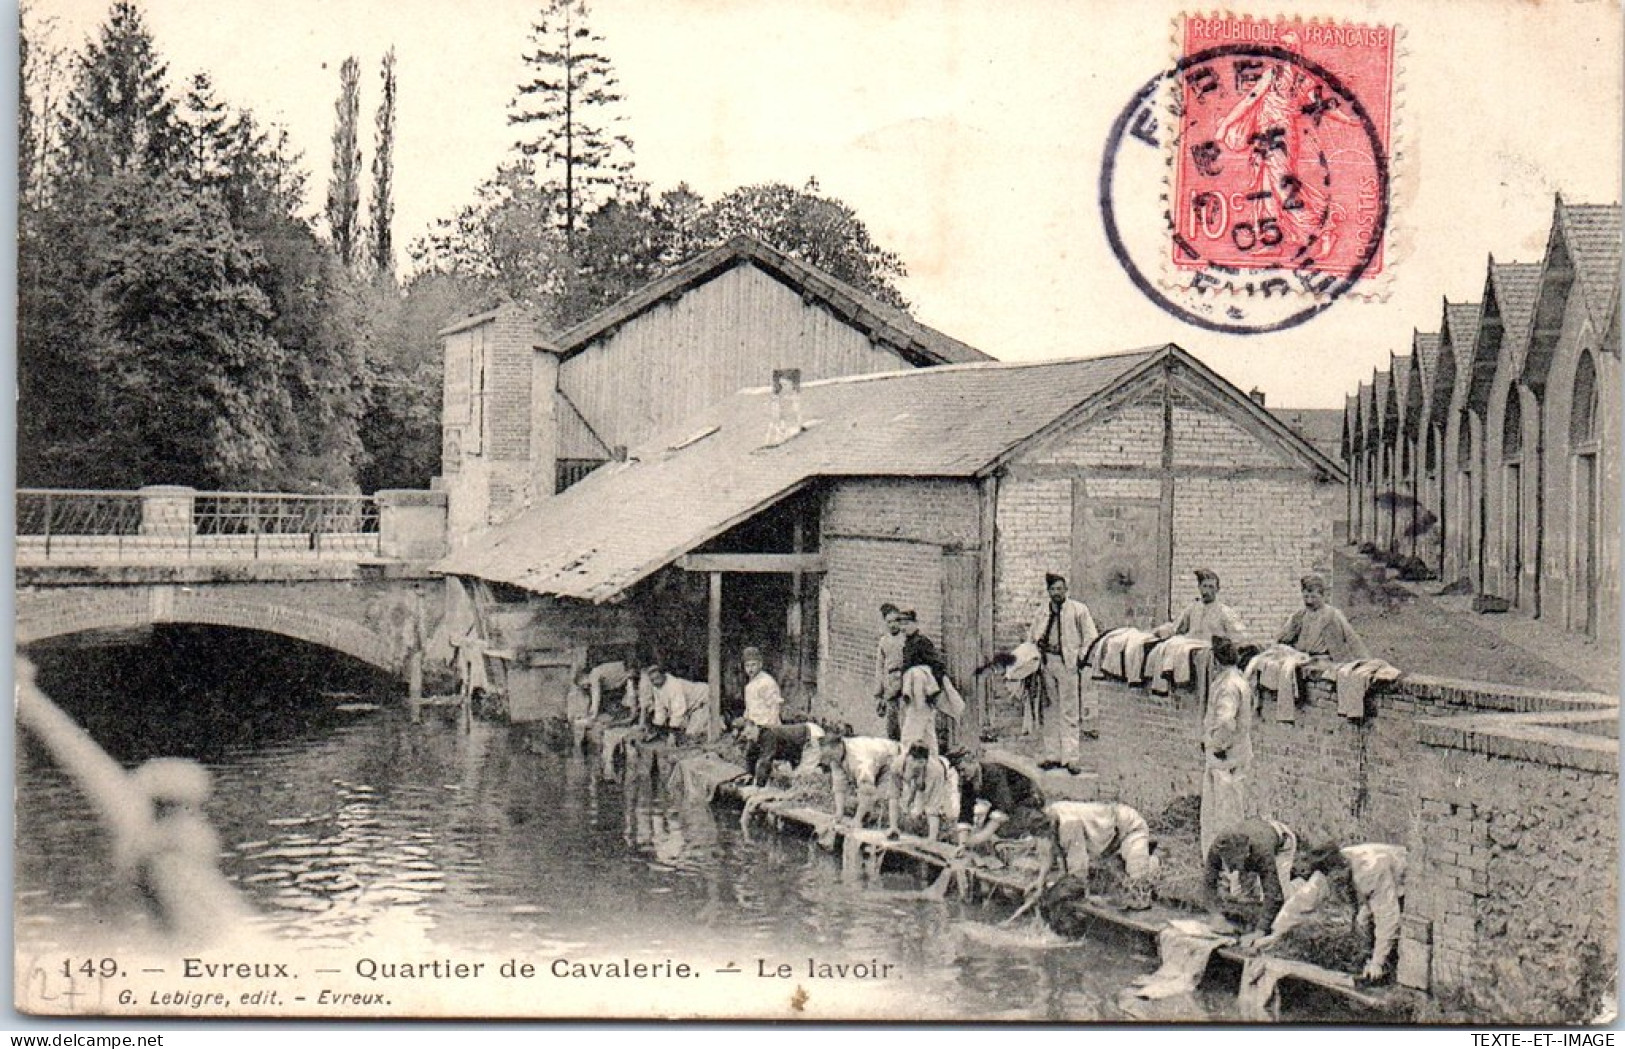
[713,770,1422,1019]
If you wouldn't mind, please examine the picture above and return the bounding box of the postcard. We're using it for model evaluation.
[14,0,1621,1025]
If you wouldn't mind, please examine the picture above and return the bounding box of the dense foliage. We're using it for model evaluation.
[19,1,912,495]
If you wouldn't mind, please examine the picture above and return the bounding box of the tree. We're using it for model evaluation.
[507,0,634,247]
[357,272,485,491]
[696,179,910,309]
[561,184,701,323]
[61,173,290,487]
[58,1,179,180]
[178,72,233,187]
[411,158,571,319]
[325,55,362,267]
[369,47,397,279]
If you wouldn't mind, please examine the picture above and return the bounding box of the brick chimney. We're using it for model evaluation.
[765,369,803,445]
[1248,387,1267,407]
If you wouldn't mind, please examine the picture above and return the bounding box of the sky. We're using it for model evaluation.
[26,0,1624,408]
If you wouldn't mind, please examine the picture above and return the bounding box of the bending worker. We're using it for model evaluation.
[1205,817,1299,937]
[1256,841,1408,984]
[1033,801,1161,909]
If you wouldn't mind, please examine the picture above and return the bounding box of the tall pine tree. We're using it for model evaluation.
[325,55,362,268]
[507,0,634,248]
[58,1,178,179]
[178,72,232,188]
[369,48,397,278]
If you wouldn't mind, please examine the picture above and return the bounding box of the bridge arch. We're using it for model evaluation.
[16,585,407,676]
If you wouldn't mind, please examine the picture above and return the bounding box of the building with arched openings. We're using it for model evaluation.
[1346,196,1620,648]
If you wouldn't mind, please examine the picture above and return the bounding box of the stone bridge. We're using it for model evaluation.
[16,573,443,676]
[14,487,455,683]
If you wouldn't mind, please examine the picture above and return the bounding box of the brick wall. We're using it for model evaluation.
[485,308,537,463]
[1172,478,1335,633]
[822,478,980,548]
[818,478,980,732]
[1027,403,1162,466]
[1082,666,1615,844]
[1078,660,1617,1021]
[998,382,1338,646]
[1172,395,1281,469]
[993,477,1071,650]
[1403,717,1617,1022]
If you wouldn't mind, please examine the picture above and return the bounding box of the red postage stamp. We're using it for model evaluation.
[1171,14,1396,282]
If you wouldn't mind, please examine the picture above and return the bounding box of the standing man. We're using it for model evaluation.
[1201,636,1255,855]
[1278,573,1368,661]
[1027,573,1098,773]
[873,603,906,741]
[1155,568,1248,642]
[741,646,784,728]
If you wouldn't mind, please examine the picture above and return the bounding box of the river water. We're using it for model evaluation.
[16,630,1238,1021]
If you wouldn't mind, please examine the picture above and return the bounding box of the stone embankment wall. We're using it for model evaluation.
[1070,665,1617,1021]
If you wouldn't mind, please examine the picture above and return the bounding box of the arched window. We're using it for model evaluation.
[1571,350,1599,447]
[1502,392,1523,460]
[1425,425,1438,472]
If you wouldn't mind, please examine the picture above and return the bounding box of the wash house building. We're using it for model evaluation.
[1348,196,1621,646]
[437,344,1344,730]
[435,236,991,545]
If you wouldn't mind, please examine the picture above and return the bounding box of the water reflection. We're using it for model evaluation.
[17,632,1241,1020]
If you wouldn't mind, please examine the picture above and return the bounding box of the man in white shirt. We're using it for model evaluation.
[741,646,784,728]
[645,664,712,742]
[1156,568,1248,642]
[1026,573,1099,772]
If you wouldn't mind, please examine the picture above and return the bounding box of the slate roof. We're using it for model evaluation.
[1557,200,1623,323]
[547,235,993,367]
[1412,332,1441,390]
[1387,355,1411,439]
[1436,300,1488,428]
[1273,408,1345,462]
[437,345,1342,601]
[1371,370,1390,445]
[1489,262,1544,364]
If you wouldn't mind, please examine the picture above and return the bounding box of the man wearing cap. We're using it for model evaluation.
[1026,573,1098,772]
[873,603,906,741]
[741,646,784,728]
[1278,573,1367,661]
[1155,568,1248,642]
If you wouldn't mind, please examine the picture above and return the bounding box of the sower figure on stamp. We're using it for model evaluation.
[1213,30,1360,263]
[1027,573,1098,774]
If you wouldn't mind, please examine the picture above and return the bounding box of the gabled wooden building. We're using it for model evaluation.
[438,346,1344,732]
[436,236,990,545]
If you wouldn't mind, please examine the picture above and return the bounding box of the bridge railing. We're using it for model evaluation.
[16,487,384,563]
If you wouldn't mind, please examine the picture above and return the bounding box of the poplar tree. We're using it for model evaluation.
[507,0,634,248]
[369,47,397,278]
[325,55,363,267]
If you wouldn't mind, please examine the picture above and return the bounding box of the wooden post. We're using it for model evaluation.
[707,571,723,741]
[791,514,805,713]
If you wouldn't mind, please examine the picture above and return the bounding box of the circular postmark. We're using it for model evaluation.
[1100,42,1391,334]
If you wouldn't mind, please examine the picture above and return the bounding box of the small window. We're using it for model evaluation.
[1502,393,1523,460]
[1571,350,1599,446]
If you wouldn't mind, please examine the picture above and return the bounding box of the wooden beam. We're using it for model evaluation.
[678,552,827,574]
[707,571,723,742]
